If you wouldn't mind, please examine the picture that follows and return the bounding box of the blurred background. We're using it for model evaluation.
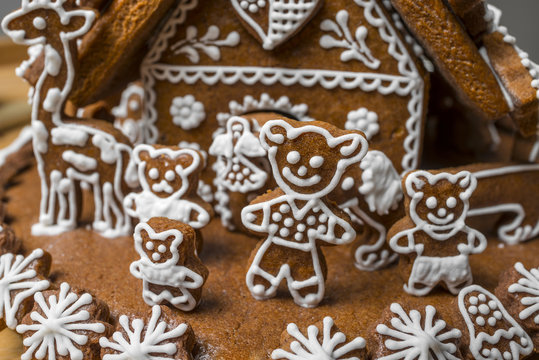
[0,0,538,59]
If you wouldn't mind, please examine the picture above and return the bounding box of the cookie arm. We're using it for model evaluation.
[123,192,138,219]
[241,201,269,233]
[468,228,487,254]
[388,229,417,254]
[188,203,211,229]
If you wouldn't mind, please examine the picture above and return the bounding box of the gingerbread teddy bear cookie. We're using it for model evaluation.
[130,217,209,312]
[388,170,487,296]
[242,117,368,307]
[124,144,213,231]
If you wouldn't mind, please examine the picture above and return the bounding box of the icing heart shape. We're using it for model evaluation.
[231,0,323,50]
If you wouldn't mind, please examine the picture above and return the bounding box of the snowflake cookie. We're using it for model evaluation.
[0,249,51,330]
[388,170,487,296]
[496,262,539,343]
[130,217,209,312]
[458,284,533,360]
[272,316,366,360]
[100,305,195,360]
[374,303,462,360]
[242,117,368,307]
[16,282,112,360]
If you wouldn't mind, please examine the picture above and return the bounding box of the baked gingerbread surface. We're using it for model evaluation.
[2,160,539,359]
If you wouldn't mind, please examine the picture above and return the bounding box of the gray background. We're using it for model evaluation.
[1,0,538,58]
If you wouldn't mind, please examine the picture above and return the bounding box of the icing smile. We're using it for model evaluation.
[427,212,454,225]
[152,180,174,194]
[282,167,321,186]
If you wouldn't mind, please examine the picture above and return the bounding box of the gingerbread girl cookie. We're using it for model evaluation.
[130,217,209,312]
[388,170,487,296]
[242,117,368,307]
[124,144,213,231]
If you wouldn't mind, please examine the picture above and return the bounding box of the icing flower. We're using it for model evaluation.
[345,107,380,140]
[240,0,266,13]
[169,95,206,130]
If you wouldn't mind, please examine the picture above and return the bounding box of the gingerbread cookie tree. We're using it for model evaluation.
[130,217,209,312]
[388,170,487,296]
[2,0,138,238]
[242,118,368,307]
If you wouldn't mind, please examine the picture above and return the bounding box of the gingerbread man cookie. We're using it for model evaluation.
[388,170,487,296]
[124,144,213,231]
[130,217,209,312]
[242,117,368,307]
[112,82,146,145]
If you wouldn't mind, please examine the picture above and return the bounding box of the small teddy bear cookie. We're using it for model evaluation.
[388,170,487,296]
[457,284,533,360]
[100,305,195,359]
[124,144,213,232]
[0,249,51,331]
[390,0,509,122]
[242,117,368,307]
[372,302,462,360]
[495,262,539,345]
[16,282,113,360]
[210,115,271,231]
[130,217,209,312]
[271,317,366,360]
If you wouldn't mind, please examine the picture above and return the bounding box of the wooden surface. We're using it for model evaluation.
[0,35,30,359]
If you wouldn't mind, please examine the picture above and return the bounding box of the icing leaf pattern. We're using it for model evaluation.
[271,317,366,360]
[376,303,462,360]
[100,305,189,359]
[170,25,240,63]
[320,10,380,69]
[508,262,539,324]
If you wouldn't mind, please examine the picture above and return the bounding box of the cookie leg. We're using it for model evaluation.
[246,239,282,300]
[288,248,325,308]
[169,287,197,312]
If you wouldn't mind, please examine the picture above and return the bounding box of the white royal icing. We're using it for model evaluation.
[0,249,50,329]
[242,119,367,307]
[320,10,380,69]
[16,282,106,360]
[2,0,136,239]
[170,25,240,63]
[141,0,426,172]
[376,303,462,360]
[345,107,380,140]
[112,82,146,145]
[130,222,205,312]
[124,144,210,229]
[0,126,33,168]
[389,171,487,296]
[271,317,366,360]
[508,262,539,325]
[169,94,206,130]
[231,0,321,50]
[99,305,189,359]
[458,285,533,360]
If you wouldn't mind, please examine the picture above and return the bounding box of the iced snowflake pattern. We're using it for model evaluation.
[376,303,461,360]
[169,95,206,130]
[345,107,380,140]
[0,249,50,329]
[509,262,539,324]
[100,305,189,359]
[271,316,366,360]
[16,282,106,360]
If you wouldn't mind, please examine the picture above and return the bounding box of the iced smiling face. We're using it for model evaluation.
[405,171,476,231]
[134,144,202,199]
[134,221,183,268]
[260,119,368,199]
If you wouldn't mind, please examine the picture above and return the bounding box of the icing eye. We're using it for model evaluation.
[158,245,167,253]
[309,156,324,168]
[165,170,175,182]
[128,100,139,111]
[33,17,46,30]
[426,196,437,209]
[145,241,154,250]
[148,168,159,180]
[446,197,457,208]
[286,151,300,164]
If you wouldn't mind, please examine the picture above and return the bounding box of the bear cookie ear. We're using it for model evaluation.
[405,171,429,197]
[259,121,290,148]
[455,171,477,200]
[333,133,368,160]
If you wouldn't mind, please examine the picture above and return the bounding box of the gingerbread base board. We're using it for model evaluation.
[3,163,539,359]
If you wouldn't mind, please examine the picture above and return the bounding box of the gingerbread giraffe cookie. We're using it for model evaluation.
[242,117,368,307]
[388,170,487,296]
[130,217,209,312]
[124,144,213,232]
